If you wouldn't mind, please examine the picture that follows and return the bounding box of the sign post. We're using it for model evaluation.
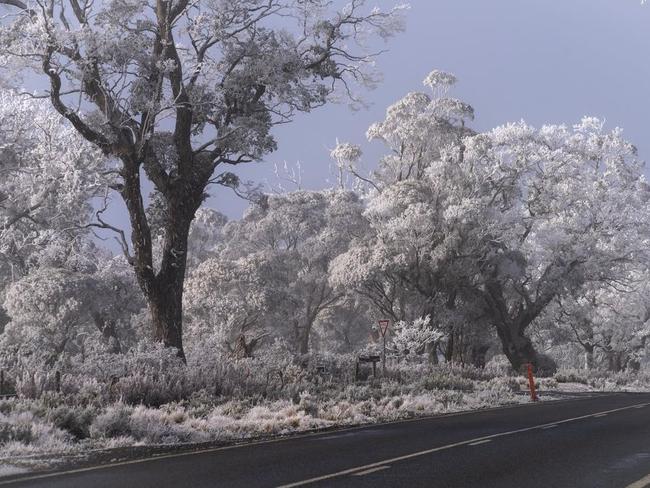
[378,319,390,377]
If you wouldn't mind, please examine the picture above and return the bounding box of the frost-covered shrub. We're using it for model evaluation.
[128,405,207,444]
[553,368,650,391]
[48,405,96,440]
[538,377,558,390]
[0,413,33,444]
[482,377,520,394]
[297,392,319,417]
[485,355,513,376]
[419,371,474,392]
[5,341,222,407]
[474,384,519,406]
[0,411,72,455]
[90,403,133,439]
[14,370,61,399]
[554,369,590,385]
[114,373,187,407]
[390,316,443,358]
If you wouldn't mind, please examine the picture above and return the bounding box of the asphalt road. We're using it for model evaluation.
[2,393,650,488]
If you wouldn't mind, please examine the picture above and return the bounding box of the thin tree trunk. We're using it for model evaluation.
[583,344,594,371]
[298,316,316,354]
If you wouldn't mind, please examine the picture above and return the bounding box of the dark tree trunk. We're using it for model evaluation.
[119,154,207,363]
[426,341,439,364]
[298,316,316,355]
[495,322,540,372]
[147,199,196,362]
[148,279,186,361]
[583,344,595,371]
[468,344,490,368]
[606,350,624,372]
[299,331,310,355]
[479,277,557,375]
[444,330,454,362]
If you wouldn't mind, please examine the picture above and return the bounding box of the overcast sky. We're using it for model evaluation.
[205,0,650,218]
[100,0,650,247]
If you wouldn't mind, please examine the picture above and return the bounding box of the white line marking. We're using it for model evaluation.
[468,440,492,446]
[351,466,390,476]
[625,473,650,488]
[592,413,607,418]
[276,402,650,488]
[541,424,558,429]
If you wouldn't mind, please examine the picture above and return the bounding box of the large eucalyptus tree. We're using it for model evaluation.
[0,0,406,359]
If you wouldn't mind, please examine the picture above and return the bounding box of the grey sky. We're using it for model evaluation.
[102,0,650,246]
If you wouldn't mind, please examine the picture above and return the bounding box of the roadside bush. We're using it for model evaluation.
[554,369,589,385]
[48,405,95,440]
[90,403,133,439]
[0,412,33,444]
[419,371,474,392]
[0,410,71,455]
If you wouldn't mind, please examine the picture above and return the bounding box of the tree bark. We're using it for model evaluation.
[444,327,454,363]
[606,350,624,372]
[119,154,205,362]
[148,277,186,361]
[495,322,540,372]
[478,277,557,374]
[299,330,310,355]
[583,344,594,371]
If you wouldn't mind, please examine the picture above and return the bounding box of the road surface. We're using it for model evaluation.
[2,393,650,488]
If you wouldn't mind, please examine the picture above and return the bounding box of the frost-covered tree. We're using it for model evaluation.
[0,91,107,346]
[329,179,492,364]
[184,254,272,358]
[331,69,474,191]
[367,69,474,185]
[390,315,442,358]
[336,70,650,372]
[330,71,476,357]
[186,207,228,269]
[440,118,650,372]
[0,90,105,282]
[330,180,442,323]
[549,275,650,372]
[201,190,365,354]
[0,0,406,360]
[1,261,142,366]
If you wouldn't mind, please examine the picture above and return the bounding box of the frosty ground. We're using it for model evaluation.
[1,354,649,477]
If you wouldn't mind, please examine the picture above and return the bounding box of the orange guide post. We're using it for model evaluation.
[527,363,539,402]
